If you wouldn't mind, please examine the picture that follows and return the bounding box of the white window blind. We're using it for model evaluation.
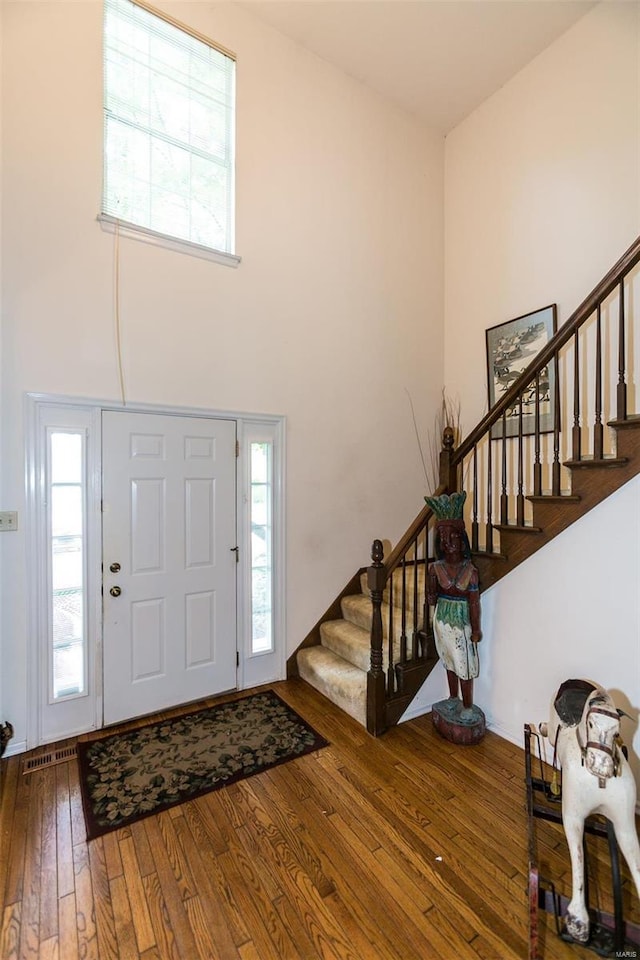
[103,0,236,255]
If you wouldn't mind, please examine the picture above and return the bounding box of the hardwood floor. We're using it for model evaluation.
[1,680,638,959]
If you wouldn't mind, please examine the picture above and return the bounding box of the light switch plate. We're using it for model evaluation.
[0,512,18,531]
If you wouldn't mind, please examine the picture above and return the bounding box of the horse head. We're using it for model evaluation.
[577,687,622,783]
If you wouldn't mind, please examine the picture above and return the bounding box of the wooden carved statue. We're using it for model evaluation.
[425,492,484,741]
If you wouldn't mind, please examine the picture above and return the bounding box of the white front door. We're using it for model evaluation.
[102,411,237,725]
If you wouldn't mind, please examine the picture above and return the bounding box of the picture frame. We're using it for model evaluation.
[486,304,557,439]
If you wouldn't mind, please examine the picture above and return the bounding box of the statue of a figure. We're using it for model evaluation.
[425,492,482,723]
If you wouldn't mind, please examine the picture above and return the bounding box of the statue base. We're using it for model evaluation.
[431,698,486,745]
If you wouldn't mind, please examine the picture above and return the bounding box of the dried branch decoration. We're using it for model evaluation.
[407,388,462,494]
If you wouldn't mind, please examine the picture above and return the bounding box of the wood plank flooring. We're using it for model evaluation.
[1,680,638,960]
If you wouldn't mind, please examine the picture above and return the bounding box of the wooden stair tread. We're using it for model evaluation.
[563,456,628,469]
[608,414,640,428]
[472,550,507,562]
[527,494,581,503]
[493,524,542,534]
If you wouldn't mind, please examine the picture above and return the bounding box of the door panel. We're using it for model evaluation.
[102,411,237,725]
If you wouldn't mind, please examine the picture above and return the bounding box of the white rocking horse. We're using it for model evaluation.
[539,678,640,944]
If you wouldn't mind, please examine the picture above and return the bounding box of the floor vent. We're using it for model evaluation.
[22,745,77,774]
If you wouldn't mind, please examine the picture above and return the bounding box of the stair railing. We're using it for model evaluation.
[367,233,640,734]
[444,236,640,553]
[366,472,449,734]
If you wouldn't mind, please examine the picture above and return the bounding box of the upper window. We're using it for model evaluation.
[102,0,236,256]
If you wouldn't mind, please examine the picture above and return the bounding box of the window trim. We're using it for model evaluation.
[26,402,102,749]
[237,418,286,689]
[97,214,242,267]
[129,0,236,61]
[101,0,239,264]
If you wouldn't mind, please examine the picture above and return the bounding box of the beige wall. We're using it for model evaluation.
[0,6,3,736]
[431,1,640,771]
[444,1,639,425]
[0,0,444,746]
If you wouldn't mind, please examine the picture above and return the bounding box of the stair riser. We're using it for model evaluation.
[320,622,371,672]
[296,648,367,727]
[320,621,410,673]
[566,459,640,507]
[359,570,427,613]
[341,596,424,644]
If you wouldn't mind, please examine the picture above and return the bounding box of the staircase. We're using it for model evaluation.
[296,566,437,727]
[289,235,640,734]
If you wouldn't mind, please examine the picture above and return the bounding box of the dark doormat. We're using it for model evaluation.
[77,689,328,839]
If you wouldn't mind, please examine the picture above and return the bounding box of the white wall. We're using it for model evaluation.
[428,0,640,774]
[477,475,640,784]
[0,0,444,747]
[444,0,640,427]
[0,4,3,742]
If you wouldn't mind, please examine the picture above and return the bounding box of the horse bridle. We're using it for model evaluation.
[576,704,623,785]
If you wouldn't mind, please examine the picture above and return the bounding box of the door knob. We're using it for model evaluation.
[110,586,122,597]
[109,562,121,573]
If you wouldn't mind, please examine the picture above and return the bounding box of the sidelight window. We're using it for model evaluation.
[47,431,88,701]
[250,441,273,654]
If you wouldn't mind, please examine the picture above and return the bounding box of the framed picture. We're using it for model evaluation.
[486,304,557,439]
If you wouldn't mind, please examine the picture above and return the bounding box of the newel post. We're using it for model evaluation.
[439,426,458,492]
[367,539,386,736]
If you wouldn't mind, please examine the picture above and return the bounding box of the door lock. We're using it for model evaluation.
[109,562,121,573]
[109,585,122,597]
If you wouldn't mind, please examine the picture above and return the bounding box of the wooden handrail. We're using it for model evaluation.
[452,234,640,467]
[382,483,446,574]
